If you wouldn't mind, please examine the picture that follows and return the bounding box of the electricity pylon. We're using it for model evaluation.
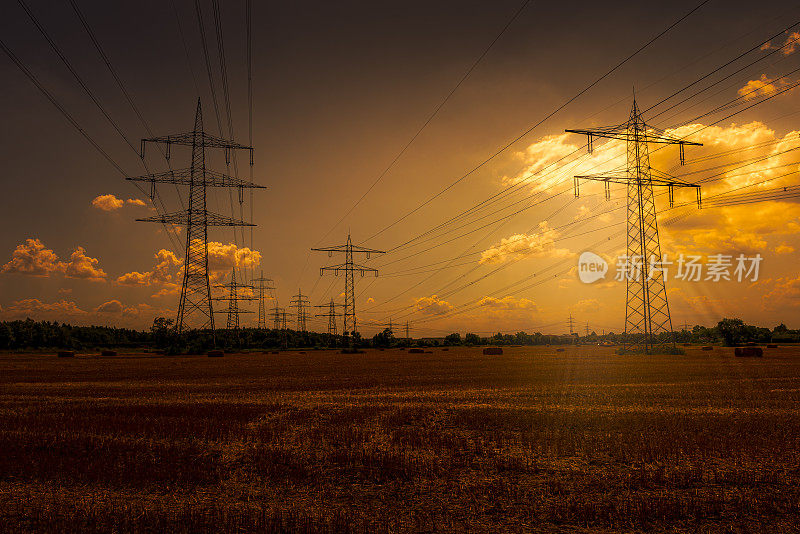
[290,289,310,333]
[314,299,343,336]
[127,99,264,335]
[270,306,288,348]
[213,268,255,330]
[270,306,287,330]
[567,97,702,353]
[312,234,385,338]
[567,313,575,335]
[404,321,411,341]
[252,271,275,330]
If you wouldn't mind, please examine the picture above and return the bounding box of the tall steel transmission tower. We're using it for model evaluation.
[271,306,287,330]
[270,305,288,348]
[314,299,343,336]
[214,268,255,330]
[290,289,311,333]
[127,99,264,334]
[312,234,384,337]
[567,98,702,353]
[252,271,275,329]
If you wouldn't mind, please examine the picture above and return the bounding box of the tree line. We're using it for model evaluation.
[0,317,795,352]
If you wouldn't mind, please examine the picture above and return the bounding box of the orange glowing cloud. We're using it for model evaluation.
[479,221,573,264]
[1,239,106,281]
[91,194,149,211]
[414,294,453,315]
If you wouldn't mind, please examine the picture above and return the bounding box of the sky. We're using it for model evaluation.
[2,0,800,336]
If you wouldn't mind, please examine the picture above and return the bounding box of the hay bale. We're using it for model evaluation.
[442,348,449,351]
[701,346,713,351]
[483,347,503,355]
[682,343,692,347]
[735,346,763,357]
[101,350,117,356]
[767,344,778,349]
[271,351,280,354]
[408,348,425,354]
[555,348,565,352]
[57,350,75,358]
[207,349,224,357]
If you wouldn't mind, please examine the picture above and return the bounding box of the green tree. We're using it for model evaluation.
[464,333,480,346]
[444,333,461,346]
[151,317,175,348]
[372,328,395,348]
[717,318,746,346]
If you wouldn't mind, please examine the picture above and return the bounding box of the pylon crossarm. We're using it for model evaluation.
[351,262,378,273]
[214,283,256,290]
[320,264,348,274]
[126,169,265,189]
[575,173,700,189]
[143,132,252,150]
[311,245,385,255]
[566,128,703,147]
[136,210,256,227]
[310,245,348,253]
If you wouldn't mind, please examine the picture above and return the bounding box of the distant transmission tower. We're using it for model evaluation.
[252,271,275,330]
[567,97,702,353]
[317,299,342,336]
[312,234,385,337]
[404,321,411,340]
[128,99,264,335]
[271,306,287,330]
[314,299,343,336]
[290,289,311,332]
[214,268,255,330]
[567,313,575,335]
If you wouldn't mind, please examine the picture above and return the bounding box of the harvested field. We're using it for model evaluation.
[1,346,800,532]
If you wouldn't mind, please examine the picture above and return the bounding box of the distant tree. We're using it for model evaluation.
[0,324,12,349]
[372,328,395,348]
[717,318,746,346]
[774,323,789,334]
[151,317,174,348]
[444,333,461,346]
[464,333,480,346]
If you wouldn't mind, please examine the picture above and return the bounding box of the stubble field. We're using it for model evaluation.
[1,345,800,532]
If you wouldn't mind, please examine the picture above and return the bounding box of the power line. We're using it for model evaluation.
[15,0,184,252]
[360,0,712,245]
[371,20,800,259]
[316,0,535,246]
[68,0,187,220]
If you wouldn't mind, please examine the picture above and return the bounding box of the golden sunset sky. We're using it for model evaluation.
[2,0,800,336]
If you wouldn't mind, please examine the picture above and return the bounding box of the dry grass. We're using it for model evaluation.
[1,346,800,532]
